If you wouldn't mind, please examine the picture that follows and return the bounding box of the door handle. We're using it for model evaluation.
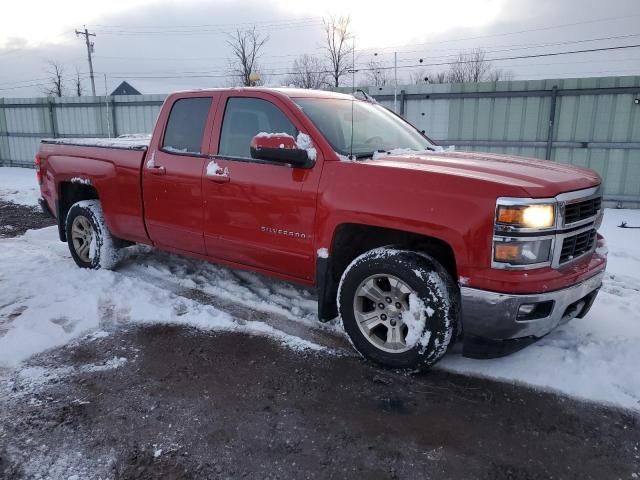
[147,165,166,175]
[207,166,230,183]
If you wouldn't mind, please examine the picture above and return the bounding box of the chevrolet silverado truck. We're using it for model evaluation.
[36,88,607,369]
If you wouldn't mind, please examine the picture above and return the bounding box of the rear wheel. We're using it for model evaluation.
[65,200,120,270]
[338,248,458,369]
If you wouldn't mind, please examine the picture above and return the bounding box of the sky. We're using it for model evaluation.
[0,0,639,97]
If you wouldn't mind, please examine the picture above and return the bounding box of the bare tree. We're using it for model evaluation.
[322,15,354,88]
[408,69,447,85]
[466,49,491,82]
[486,68,514,82]
[74,69,83,96]
[44,61,65,97]
[363,60,389,87]
[286,54,328,89]
[431,71,448,84]
[227,27,268,86]
[447,48,501,83]
[409,69,428,85]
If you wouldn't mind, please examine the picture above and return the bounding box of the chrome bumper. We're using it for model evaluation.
[460,271,604,341]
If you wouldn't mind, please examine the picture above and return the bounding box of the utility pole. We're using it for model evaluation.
[393,51,398,112]
[75,26,96,96]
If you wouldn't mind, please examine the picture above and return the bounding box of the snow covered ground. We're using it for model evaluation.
[440,207,640,411]
[0,167,40,207]
[0,227,325,368]
[1,166,639,411]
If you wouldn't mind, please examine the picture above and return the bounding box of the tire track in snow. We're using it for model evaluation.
[117,266,353,355]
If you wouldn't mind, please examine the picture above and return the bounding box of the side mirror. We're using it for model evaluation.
[250,133,314,168]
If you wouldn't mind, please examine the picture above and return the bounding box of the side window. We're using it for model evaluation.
[219,97,297,159]
[162,97,212,155]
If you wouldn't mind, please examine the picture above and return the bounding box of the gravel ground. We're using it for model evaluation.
[0,201,639,479]
[0,200,55,238]
[2,326,639,480]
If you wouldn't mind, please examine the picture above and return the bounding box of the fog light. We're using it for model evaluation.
[518,304,536,316]
[517,301,554,321]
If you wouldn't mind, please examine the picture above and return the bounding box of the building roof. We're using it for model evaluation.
[111,81,141,96]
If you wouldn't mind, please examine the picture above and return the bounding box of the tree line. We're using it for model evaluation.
[44,15,511,96]
[229,16,511,89]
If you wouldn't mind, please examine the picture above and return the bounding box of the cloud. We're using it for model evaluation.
[0,0,638,97]
[3,37,28,50]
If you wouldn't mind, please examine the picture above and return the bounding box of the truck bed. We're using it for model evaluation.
[38,136,151,245]
[41,134,151,151]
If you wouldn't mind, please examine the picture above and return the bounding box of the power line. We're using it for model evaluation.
[3,26,640,93]
[4,40,638,91]
[93,19,323,36]
[390,32,640,61]
[357,12,640,54]
[88,32,640,66]
[0,73,91,92]
[87,16,322,29]
[94,42,640,78]
[96,42,640,80]
[87,32,640,78]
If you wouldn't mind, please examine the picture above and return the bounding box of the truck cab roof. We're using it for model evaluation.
[169,87,355,101]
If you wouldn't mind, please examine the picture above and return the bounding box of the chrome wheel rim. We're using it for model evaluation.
[71,215,93,263]
[353,274,417,353]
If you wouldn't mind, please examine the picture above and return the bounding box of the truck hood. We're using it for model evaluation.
[364,150,601,197]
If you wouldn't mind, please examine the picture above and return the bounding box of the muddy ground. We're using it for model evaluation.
[1,326,639,480]
[0,199,55,237]
[0,201,639,479]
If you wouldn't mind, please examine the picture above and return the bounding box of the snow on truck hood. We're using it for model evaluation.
[364,150,601,197]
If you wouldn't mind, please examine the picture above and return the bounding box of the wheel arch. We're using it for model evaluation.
[57,181,100,241]
[316,223,458,321]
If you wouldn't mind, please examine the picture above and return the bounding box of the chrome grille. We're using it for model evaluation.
[559,229,597,264]
[563,197,602,226]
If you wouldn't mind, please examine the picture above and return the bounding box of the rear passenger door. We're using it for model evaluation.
[143,95,217,254]
[202,94,320,281]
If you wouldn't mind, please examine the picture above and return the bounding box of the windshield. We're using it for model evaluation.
[294,98,435,158]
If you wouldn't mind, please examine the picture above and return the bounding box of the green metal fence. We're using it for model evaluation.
[356,75,640,207]
[2,76,639,206]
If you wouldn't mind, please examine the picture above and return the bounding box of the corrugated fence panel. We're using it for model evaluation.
[8,136,42,163]
[5,100,49,134]
[0,94,167,167]
[548,76,640,201]
[55,97,103,136]
[403,84,450,141]
[0,97,53,167]
[2,80,639,204]
[114,94,166,134]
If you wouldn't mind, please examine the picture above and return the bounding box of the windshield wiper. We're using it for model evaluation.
[353,152,375,159]
[350,146,435,160]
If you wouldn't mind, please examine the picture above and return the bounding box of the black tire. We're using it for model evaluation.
[65,200,120,270]
[338,248,459,370]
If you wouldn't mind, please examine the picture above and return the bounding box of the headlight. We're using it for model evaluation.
[496,204,555,229]
[493,239,552,266]
[493,198,557,269]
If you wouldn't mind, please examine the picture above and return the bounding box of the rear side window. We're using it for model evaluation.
[219,97,297,158]
[162,97,212,155]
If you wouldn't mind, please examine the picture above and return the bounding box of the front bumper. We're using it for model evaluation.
[460,271,604,358]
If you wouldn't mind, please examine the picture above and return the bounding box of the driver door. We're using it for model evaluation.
[202,94,320,281]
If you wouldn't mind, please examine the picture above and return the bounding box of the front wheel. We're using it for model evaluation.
[338,248,458,369]
[65,200,120,270]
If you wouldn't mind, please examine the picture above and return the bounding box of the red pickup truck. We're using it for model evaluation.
[36,87,607,368]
